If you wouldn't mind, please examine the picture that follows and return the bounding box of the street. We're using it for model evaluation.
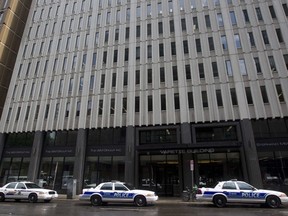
[1,199,288,216]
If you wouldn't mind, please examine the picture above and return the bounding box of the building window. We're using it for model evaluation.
[170,20,175,32]
[183,40,189,54]
[174,93,180,110]
[110,99,115,114]
[234,34,241,49]
[254,57,262,73]
[283,54,288,70]
[208,37,215,51]
[217,13,224,27]
[261,30,270,45]
[181,18,186,31]
[172,66,178,81]
[276,84,285,102]
[242,9,250,23]
[160,67,165,82]
[159,43,164,57]
[202,91,208,108]
[122,98,127,113]
[195,39,201,53]
[135,96,140,112]
[268,56,277,72]
[248,32,256,47]
[139,129,177,145]
[147,69,152,84]
[195,126,238,142]
[148,95,153,111]
[212,62,219,77]
[199,63,205,79]
[269,5,277,19]
[123,72,128,86]
[230,11,237,25]
[112,73,116,87]
[188,92,194,108]
[161,94,166,111]
[245,87,253,105]
[136,70,140,85]
[260,86,269,104]
[171,42,176,55]
[185,65,191,80]
[65,102,70,117]
[226,60,233,76]
[255,7,263,21]
[230,88,238,105]
[205,15,211,28]
[276,28,284,43]
[216,90,223,106]
[98,100,103,115]
[239,59,247,75]
[221,35,228,50]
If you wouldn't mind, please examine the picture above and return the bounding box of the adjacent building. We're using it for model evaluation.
[1,0,288,196]
[0,0,32,117]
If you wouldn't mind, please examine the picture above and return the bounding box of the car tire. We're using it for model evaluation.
[90,195,102,206]
[266,196,280,208]
[213,195,227,208]
[0,193,5,202]
[28,194,38,203]
[134,195,147,207]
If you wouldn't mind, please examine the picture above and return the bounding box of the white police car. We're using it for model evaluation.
[0,181,58,203]
[196,179,288,208]
[79,181,158,207]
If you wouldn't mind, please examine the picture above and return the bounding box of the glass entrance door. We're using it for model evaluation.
[139,154,180,196]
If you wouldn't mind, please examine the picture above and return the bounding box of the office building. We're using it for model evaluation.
[1,0,288,195]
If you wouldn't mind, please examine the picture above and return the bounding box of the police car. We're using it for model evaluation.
[79,181,158,207]
[196,179,288,208]
[0,181,58,203]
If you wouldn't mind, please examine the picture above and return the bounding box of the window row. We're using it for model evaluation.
[7,83,286,123]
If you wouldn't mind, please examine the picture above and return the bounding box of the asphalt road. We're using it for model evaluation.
[1,199,288,216]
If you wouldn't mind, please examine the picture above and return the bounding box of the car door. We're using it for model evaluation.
[114,183,132,202]
[221,182,239,202]
[99,183,114,201]
[14,183,29,199]
[236,181,261,203]
[3,182,18,199]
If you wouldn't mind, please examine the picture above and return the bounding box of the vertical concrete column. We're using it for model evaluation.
[181,123,193,189]
[125,126,135,185]
[73,129,87,194]
[28,131,44,182]
[240,119,263,188]
[0,133,6,163]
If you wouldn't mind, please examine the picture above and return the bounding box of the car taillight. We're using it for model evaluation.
[196,189,202,194]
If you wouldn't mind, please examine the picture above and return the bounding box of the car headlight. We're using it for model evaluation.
[146,193,154,197]
[279,193,287,197]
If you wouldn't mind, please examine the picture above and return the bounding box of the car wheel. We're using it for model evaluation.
[28,194,38,203]
[90,195,102,206]
[0,193,5,202]
[266,196,280,208]
[134,195,147,207]
[213,195,227,208]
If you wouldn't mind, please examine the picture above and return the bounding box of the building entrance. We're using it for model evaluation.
[139,154,180,196]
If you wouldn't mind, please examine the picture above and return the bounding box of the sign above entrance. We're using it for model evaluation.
[159,148,215,155]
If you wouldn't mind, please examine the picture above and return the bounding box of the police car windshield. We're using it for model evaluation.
[25,183,42,189]
[124,183,134,190]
